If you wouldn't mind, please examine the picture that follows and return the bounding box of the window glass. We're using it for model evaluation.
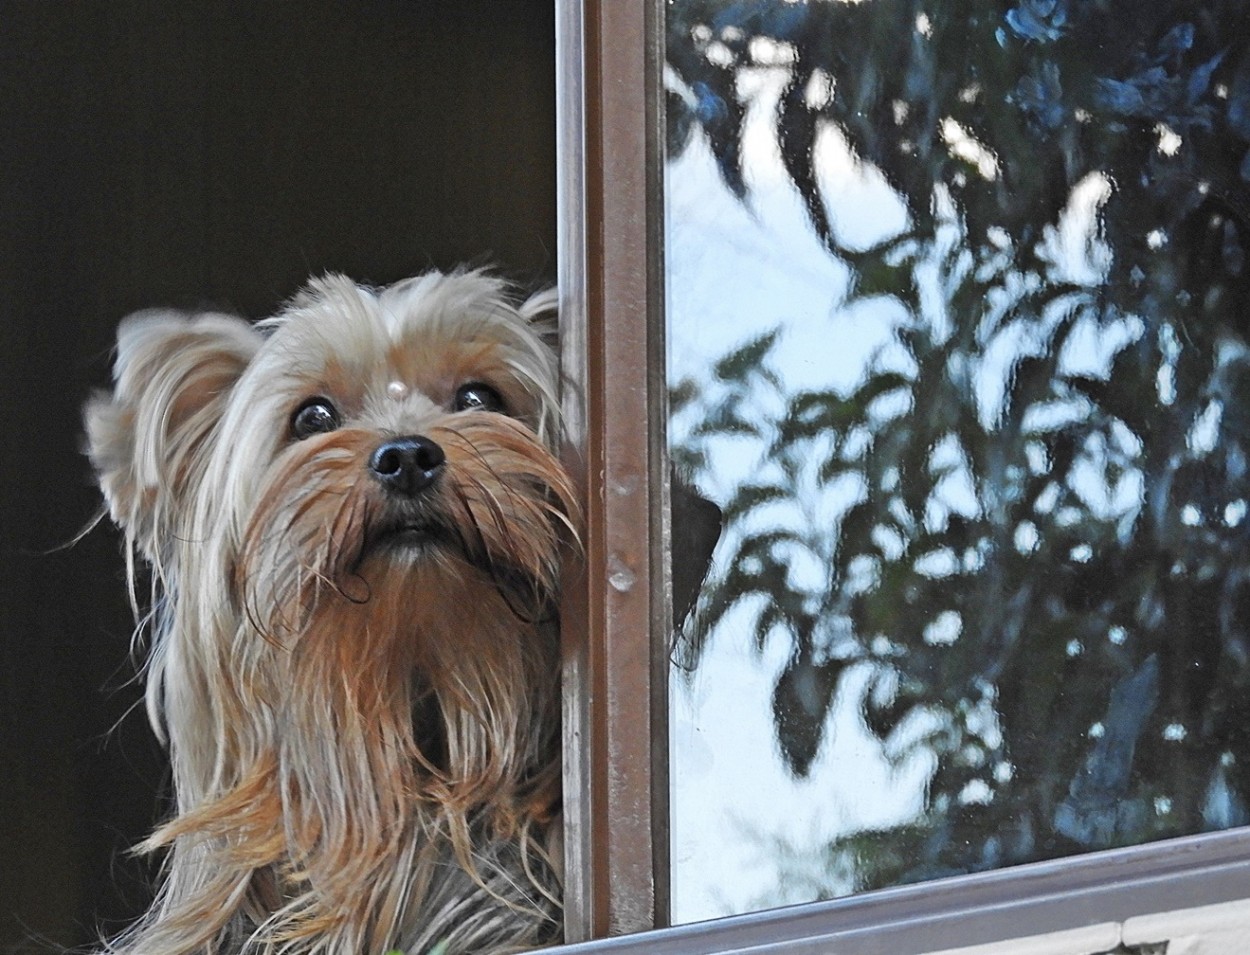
[665,0,1250,924]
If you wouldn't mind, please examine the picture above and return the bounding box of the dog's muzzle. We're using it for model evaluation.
[369,435,445,497]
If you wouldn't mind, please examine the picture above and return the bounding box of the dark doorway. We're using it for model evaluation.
[0,2,555,948]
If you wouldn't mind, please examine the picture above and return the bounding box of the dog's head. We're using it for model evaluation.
[86,270,575,953]
[87,270,572,612]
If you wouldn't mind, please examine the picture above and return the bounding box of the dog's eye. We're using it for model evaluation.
[291,397,341,439]
[453,382,505,414]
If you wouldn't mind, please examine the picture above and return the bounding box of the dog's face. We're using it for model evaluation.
[90,271,572,622]
[85,271,574,954]
[238,277,573,643]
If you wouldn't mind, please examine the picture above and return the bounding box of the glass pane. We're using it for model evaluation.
[664,0,1250,924]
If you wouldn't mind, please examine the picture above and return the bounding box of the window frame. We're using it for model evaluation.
[552,0,1250,950]
[552,828,1250,953]
[556,0,671,941]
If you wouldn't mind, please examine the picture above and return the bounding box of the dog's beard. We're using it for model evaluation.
[239,415,570,626]
[137,414,573,954]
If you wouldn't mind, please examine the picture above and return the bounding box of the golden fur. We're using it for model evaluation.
[85,270,576,955]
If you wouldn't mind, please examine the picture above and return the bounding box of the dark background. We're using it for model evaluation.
[0,1,556,949]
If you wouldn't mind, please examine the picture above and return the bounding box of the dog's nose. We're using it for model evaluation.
[369,436,446,496]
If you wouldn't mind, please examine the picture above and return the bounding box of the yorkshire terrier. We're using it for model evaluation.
[85,270,577,955]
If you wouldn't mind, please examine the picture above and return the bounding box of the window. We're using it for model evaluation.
[554,0,1250,951]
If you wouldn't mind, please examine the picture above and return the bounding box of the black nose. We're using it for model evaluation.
[369,435,446,496]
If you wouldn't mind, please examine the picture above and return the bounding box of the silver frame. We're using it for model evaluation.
[550,829,1250,952]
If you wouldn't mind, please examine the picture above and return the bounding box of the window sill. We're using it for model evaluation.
[548,828,1250,954]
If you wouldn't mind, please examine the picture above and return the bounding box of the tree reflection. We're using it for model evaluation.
[668,0,1250,892]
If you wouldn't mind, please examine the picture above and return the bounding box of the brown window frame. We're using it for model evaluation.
[555,0,671,941]
[551,0,1250,951]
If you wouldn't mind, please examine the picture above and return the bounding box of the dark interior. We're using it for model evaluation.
[0,2,555,948]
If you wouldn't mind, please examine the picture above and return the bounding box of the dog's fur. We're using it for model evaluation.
[85,270,576,955]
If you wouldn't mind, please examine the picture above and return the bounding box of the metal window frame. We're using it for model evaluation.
[552,0,1250,950]
[551,829,1250,954]
[556,0,670,942]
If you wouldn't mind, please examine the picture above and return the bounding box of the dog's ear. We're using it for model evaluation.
[518,286,558,349]
[514,286,563,446]
[85,310,261,561]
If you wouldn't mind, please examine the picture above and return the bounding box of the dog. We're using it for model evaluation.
[85,269,577,955]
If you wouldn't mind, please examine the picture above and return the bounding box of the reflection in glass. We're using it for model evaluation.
[664,0,1250,924]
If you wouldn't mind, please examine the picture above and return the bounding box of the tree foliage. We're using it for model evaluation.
[667,0,1250,892]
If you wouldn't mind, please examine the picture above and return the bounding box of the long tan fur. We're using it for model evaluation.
[85,270,576,955]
